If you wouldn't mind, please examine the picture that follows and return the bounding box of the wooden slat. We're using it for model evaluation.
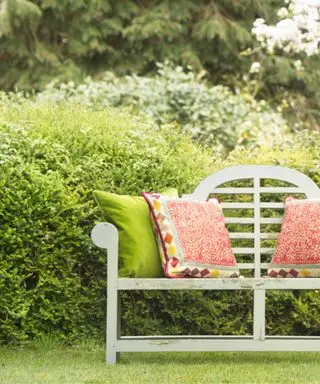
[229,232,278,240]
[260,233,278,239]
[116,338,320,352]
[225,217,283,224]
[213,187,304,195]
[232,247,255,254]
[121,335,252,340]
[259,187,303,193]
[238,263,255,269]
[222,203,254,209]
[229,233,255,239]
[253,176,261,279]
[117,277,320,291]
[230,233,277,239]
[237,263,270,269]
[213,188,254,194]
[261,248,275,254]
[260,217,283,224]
[223,203,284,209]
[260,202,284,208]
[225,217,255,224]
[120,335,320,340]
[232,247,274,254]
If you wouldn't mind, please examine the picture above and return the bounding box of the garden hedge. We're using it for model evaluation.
[0,100,213,343]
[0,99,319,343]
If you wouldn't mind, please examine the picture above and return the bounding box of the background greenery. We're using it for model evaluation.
[0,98,319,344]
[37,63,289,151]
[0,0,319,129]
[0,0,281,88]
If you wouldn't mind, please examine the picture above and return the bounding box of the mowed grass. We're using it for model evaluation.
[1,345,319,384]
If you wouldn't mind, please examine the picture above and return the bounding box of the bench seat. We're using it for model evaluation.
[117,277,320,290]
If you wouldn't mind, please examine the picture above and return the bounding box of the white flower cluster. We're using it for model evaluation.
[252,0,320,56]
[249,62,261,74]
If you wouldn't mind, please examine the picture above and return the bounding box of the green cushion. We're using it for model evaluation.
[93,188,178,277]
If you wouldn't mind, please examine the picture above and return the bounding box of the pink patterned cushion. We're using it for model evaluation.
[268,197,320,278]
[142,193,239,278]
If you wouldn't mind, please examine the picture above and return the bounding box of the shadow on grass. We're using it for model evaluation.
[121,351,320,366]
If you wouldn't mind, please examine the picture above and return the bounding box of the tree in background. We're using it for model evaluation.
[0,0,318,128]
[0,0,285,89]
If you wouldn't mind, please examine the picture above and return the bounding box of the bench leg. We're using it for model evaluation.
[106,290,120,364]
[106,349,119,365]
[253,290,266,341]
[104,228,120,365]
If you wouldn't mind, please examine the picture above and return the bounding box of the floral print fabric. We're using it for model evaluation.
[142,193,239,278]
[268,197,320,278]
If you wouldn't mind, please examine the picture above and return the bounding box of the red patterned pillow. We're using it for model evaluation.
[142,193,239,278]
[268,197,320,278]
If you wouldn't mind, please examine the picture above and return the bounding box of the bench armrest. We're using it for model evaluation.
[91,222,118,249]
[91,222,119,278]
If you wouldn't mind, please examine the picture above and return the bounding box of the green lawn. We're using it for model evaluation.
[1,345,320,384]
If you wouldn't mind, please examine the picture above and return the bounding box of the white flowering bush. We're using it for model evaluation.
[37,64,289,152]
[252,0,320,56]
[246,1,320,132]
[249,62,261,74]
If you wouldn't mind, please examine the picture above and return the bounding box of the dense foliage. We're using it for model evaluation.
[0,0,278,89]
[0,100,213,343]
[37,64,289,151]
[0,99,319,343]
[0,0,318,126]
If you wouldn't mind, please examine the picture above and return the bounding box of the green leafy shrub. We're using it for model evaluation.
[37,63,289,151]
[0,100,215,343]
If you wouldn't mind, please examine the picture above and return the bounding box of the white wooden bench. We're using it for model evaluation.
[91,165,320,364]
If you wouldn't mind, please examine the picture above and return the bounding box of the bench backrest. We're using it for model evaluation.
[187,165,320,278]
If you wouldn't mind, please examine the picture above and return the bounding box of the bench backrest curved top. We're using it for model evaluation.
[188,165,320,278]
[191,165,320,200]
